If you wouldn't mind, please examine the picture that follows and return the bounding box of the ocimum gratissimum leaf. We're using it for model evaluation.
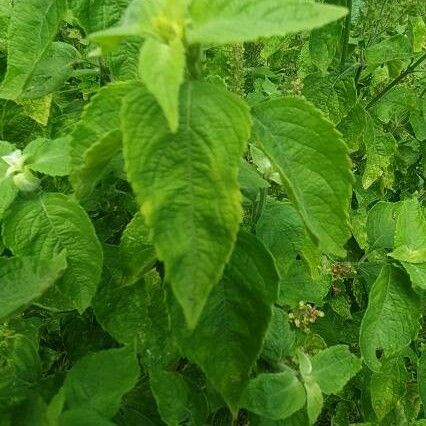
[253,97,352,257]
[122,82,251,327]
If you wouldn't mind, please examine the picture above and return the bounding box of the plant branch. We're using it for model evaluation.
[340,0,353,67]
[366,52,426,109]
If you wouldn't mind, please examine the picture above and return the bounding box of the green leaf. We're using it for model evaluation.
[122,82,251,327]
[0,141,18,219]
[279,259,331,308]
[261,307,296,364]
[93,250,177,368]
[0,0,67,100]
[149,369,208,426]
[139,37,185,132]
[256,200,314,276]
[187,0,347,44]
[70,82,132,200]
[362,115,396,190]
[2,193,103,312]
[302,71,357,124]
[119,213,157,283]
[63,346,140,419]
[370,356,409,421]
[311,345,362,395]
[168,231,279,415]
[253,97,352,257]
[69,0,129,33]
[390,199,426,264]
[241,371,306,420]
[24,137,71,177]
[366,201,399,251]
[359,265,421,371]
[0,252,67,320]
[19,42,80,99]
[297,351,323,425]
[365,35,413,73]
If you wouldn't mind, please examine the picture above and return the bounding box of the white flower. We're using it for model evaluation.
[1,149,25,177]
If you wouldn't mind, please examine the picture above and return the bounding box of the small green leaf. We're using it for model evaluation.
[149,369,209,426]
[63,346,140,419]
[122,82,251,327]
[139,37,185,132]
[24,137,71,177]
[168,231,279,415]
[2,193,103,312]
[0,252,67,320]
[253,97,352,257]
[0,141,18,219]
[311,345,362,395]
[360,265,421,371]
[241,371,306,420]
[187,0,347,44]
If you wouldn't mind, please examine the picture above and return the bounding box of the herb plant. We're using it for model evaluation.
[0,0,425,425]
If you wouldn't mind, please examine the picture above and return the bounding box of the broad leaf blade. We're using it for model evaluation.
[240,371,306,420]
[168,231,279,414]
[187,0,347,44]
[253,97,352,257]
[311,345,362,395]
[359,265,421,371]
[122,82,251,327]
[63,346,140,418]
[2,193,103,312]
[0,252,67,320]
[0,0,67,100]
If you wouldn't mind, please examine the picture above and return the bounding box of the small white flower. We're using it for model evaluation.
[1,149,25,177]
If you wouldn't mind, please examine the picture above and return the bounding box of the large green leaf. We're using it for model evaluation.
[311,345,362,395]
[240,371,306,420]
[370,356,409,421]
[122,82,251,327]
[0,252,67,320]
[252,97,352,257]
[70,83,133,200]
[2,193,103,312]
[139,37,185,132]
[62,346,140,419]
[0,0,67,100]
[359,265,421,371]
[187,0,347,44]
[168,231,279,415]
[149,369,208,426]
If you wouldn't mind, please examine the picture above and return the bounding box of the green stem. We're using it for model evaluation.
[340,0,352,67]
[366,52,426,109]
[186,44,203,80]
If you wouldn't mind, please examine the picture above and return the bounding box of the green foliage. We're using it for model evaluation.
[0,0,424,424]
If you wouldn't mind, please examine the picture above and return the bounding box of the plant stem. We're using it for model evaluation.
[366,52,426,109]
[340,0,352,67]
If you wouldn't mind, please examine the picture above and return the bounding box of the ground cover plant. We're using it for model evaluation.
[0,0,425,424]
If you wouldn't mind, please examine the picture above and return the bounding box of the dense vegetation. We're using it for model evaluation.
[0,0,425,424]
